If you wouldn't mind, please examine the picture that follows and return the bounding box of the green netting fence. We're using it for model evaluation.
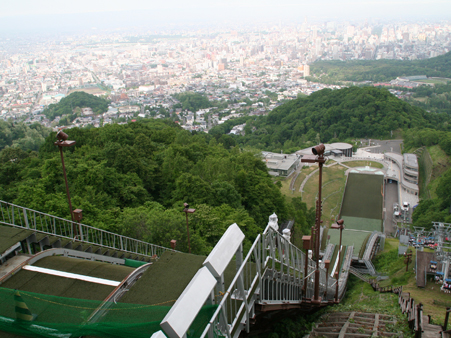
[0,287,217,338]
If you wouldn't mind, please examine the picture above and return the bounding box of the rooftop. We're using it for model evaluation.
[403,153,418,169]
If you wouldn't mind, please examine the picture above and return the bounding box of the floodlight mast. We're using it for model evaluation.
[54,131,76,228]
[301,143,326,305]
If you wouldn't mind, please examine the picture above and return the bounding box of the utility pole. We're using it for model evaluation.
[301,144,326,304]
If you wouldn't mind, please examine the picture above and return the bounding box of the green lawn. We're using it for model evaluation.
[341,216,382,232]
[302,165,347,227]
[328,228,371,255]
[341,173,383,220]
[279,165,317,203]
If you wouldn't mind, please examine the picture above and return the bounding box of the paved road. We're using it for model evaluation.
[366,140,403,154]
[384,181,399,236]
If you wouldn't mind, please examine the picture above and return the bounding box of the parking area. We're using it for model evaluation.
[384,180,399,236]
[366,140,403,154]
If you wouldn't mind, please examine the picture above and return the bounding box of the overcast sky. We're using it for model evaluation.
[2,0,451,18]
[1,0,450,35]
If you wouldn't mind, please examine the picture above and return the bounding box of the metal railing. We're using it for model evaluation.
[0,200,173,258]
[200,225,350,338]
[201,232,262,338]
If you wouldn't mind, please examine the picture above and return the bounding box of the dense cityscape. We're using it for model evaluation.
[1,20,450,131]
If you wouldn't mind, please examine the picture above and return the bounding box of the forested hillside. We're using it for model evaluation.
[172,92,212,111]
[404,128,451,229]
[310,51,451,82]
[0,121,51,151]
[43,91,110,121]
[210,86,449,154]
[0,120,312,253]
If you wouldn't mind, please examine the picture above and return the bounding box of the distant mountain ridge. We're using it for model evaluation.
[310,51,451,83]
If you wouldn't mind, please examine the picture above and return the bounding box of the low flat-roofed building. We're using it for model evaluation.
[296,142,353,158]
[262,152,300,177]
[384,152,419,196]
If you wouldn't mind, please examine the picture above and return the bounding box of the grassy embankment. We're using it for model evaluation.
[278,165,317,202]
[374,238,448,325]
[426,145,451,199]
[279,160,385,227]
[302,165,347,227]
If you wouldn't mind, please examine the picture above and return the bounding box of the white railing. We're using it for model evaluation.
[0,200,173,258]
[200,233,262,338]
[200,225,348,338]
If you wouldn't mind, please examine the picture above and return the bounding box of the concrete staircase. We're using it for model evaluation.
[309,311,398,338]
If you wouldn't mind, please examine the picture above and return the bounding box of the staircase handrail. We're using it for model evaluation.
[363,232,379,261]
[261,226,340,302]
[349,266,370,283]
[200,233,262,338]
[0,200,174,258]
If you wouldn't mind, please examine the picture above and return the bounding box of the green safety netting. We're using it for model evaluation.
[0,287,217,338]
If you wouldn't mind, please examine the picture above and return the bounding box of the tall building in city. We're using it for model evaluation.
[303,64,310,77]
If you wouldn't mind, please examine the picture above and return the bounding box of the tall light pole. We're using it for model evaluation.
[331,219,344,303]
[301,143,326,304]
[183,203,196,254]
[54,131,77,237]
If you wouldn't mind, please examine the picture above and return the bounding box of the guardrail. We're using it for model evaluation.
[200,225,350,338]
[200,232,262,338]
[0,200,173,258]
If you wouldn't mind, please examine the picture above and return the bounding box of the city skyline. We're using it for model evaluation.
[1,0,451,36]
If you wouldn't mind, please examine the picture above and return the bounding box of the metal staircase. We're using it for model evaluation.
[156,221,354,338]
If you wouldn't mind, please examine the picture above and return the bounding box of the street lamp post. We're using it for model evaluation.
[183,203,196,254]
[331,219,345,303]
[54,131,77,237]
[301,144,326,305]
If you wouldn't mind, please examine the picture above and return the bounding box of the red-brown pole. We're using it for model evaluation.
[59,146,74,223]
[313,159,323,304]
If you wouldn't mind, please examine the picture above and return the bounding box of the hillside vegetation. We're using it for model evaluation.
[403,128,451,229]
[43,91,110,121]
[0,119,314,253]
[0,121,51,151]
[397,81,451,115]
[310,51,451,82]
[210,86,449,154]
